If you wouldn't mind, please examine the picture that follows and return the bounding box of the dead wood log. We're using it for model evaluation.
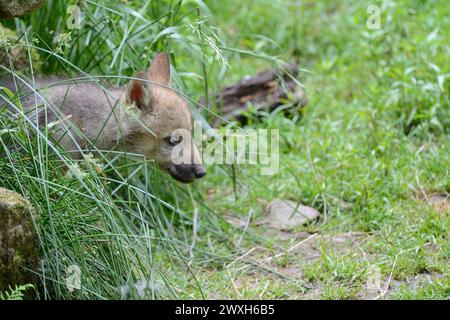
[201,64,307,127]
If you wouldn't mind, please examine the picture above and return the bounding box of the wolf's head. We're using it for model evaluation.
[122,53,206,183]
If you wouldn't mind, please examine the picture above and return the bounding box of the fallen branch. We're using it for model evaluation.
[201,64,307,127]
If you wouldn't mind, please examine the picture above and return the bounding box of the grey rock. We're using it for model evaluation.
[0,0,45,18]
[427,193,449,213]
[261,199,320,230]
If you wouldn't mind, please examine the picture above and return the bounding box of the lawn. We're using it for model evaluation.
[0,0,449,299]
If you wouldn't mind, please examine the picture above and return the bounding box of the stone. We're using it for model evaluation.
[260,199,320,230]
[0,0,45,18]
[427,193,450,213]
[0,187,38,292]
[224,215,248,228]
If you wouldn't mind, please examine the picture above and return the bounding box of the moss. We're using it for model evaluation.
[0,188,38,292]
[0,23,15,40]
[0,23,42,72]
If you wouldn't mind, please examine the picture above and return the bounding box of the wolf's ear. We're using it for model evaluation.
[147,52,170,87]
[125,71,153,112]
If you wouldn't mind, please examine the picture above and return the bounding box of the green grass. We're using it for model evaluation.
[0,0,449,299]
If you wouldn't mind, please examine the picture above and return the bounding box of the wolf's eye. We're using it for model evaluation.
[165,135,182,147]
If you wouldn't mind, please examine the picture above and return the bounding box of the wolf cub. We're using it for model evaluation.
[1,53,206,183]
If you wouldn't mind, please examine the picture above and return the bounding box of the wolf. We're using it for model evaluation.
[0,53,206,183]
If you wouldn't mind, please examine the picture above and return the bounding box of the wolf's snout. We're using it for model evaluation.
[194,165,206,178]
[168,164,206,183]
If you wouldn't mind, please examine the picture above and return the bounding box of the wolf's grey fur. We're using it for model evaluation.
[2,75,126,156]
[0,53,206,182]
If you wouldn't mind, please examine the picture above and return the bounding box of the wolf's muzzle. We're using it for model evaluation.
[168,164,206,183]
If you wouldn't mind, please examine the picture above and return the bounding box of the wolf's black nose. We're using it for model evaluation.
[194,165,206,178]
